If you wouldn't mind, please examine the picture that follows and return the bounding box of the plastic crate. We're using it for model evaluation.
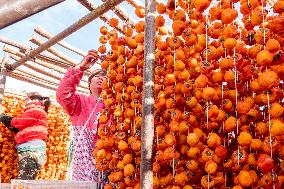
[10,180,99,189]
[0,183,11,189]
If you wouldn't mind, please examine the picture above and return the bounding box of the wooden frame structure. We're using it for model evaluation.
[0,0,155,187]
[0,0,278,188]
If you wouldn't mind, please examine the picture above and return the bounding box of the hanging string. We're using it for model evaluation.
[232,47,240,165]
[261,0,266,46]
[205,15,208,62]
[266,92,273,158]
[108,64,110,87]
[266,92,276,189]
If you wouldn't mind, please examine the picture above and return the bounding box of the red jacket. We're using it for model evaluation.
[56,67,105,131]
[11,101,48,144]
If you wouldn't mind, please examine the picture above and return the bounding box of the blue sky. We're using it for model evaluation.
[0,0,139,97]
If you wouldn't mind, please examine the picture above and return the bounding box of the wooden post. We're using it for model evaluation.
[7,0,125,71]
[140,0,155,187]
[0,54,8,113]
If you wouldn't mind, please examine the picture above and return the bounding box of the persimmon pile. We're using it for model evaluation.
[95,0,284,188]
[0,96,24,183]
[37,104,71,180]
[0,95,71,182]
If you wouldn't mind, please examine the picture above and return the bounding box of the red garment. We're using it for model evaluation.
[11,103,48,144]
[56,67,104,131]
[56,67,105,182]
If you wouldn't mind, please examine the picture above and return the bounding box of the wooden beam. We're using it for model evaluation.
[3,45,66,74]
[7,0,125,71]
[0,36,73,67]
[34,26,87,57]
[13,69,60,87]
[9,71,89,94]
[8,72,58,91]
[9,54,89,89]
[30,35,78,65]
[0,0,65,29]
[77,0,125,33]
[9,54,61,81]
[3,45,90,85]
[112,6,137,26]
[101,0,137,26]
[126,0,143,8]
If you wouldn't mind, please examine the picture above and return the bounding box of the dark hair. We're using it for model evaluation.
[29,95,51,112]
[88,69,106,93]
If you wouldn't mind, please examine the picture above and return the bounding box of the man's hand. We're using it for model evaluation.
[75,50,99,71]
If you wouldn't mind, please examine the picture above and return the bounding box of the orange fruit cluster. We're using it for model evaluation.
[37,104,71,180]
[0,95,71,182]
[94,0,284,188]
[0,96,24,183]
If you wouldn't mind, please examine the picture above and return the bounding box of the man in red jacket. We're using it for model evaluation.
[0,92,51,180]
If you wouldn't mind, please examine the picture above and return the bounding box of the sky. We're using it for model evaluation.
[0,0,139,97]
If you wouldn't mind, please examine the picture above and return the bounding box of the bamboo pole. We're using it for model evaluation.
[3,45,90,85]
[8,72,58,91]
[34,26,87,57]
[3,45,66,75]
[0,36,32,51]
[9,54,89,89]
[0,36,73,67]
[30,35,78,65]
[0,0,65,29]
[112,6,137,26]
[13,69,88,92]
[13,69,60,87]
[9,54,61,81]
[126,0,143,8]
[0,54,8,113]
[77,0,125,33]
[27,56,67,75]
[35,54,70,69]
[100,0,137,26]
[9,71,89,94]
[140,0,155,187]
[7,0,125,71]
[79,0,136,26]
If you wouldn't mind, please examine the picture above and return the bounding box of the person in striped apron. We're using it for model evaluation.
[56,50,108,187]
